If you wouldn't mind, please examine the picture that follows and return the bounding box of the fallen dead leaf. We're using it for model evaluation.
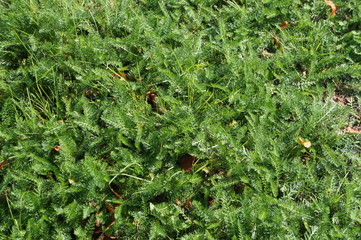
[279,20,289,29]
[94,202,117,235]
[298,138,311,148]
[179,154,196,172]
[103,204,116,232]
[85,89,94,99]
[109,184,123,200]
[331,94,352,106]
[146,86,165,114]
[338,126,361,134]
[0,160,7,170]
[50,146,61,152]
[112,72,128,81]
[146,92,158,108]
[208,198,216,207]
[105,202,115,214]
[182,198,192,210]
[324,0,337,16]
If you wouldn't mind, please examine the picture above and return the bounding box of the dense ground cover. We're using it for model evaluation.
[1,0,360,239]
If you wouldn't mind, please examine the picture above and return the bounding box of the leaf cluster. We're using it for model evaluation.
[0,0,360,239]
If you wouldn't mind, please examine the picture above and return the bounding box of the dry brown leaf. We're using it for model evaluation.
[338,126,361,134]
[109,184,123,200]
[105,202,115,214]
[112,72,128,81]
[176,198,193,210]
[298,138,311,148]
[208,198,216,207]
[102,202,117,232]
[331,95,352,106]
[50,146,61,152]
[94,200,121,237]
[279,20,289,29]
[324,0,337,16]
[146,92,158,108]
[85,88,95,99]
[0,160,7,170]
[179,154,196,172]
[182,198,192,210]
[146,86,165,114]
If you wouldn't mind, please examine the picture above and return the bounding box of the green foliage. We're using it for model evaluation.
[1,0,360,239]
